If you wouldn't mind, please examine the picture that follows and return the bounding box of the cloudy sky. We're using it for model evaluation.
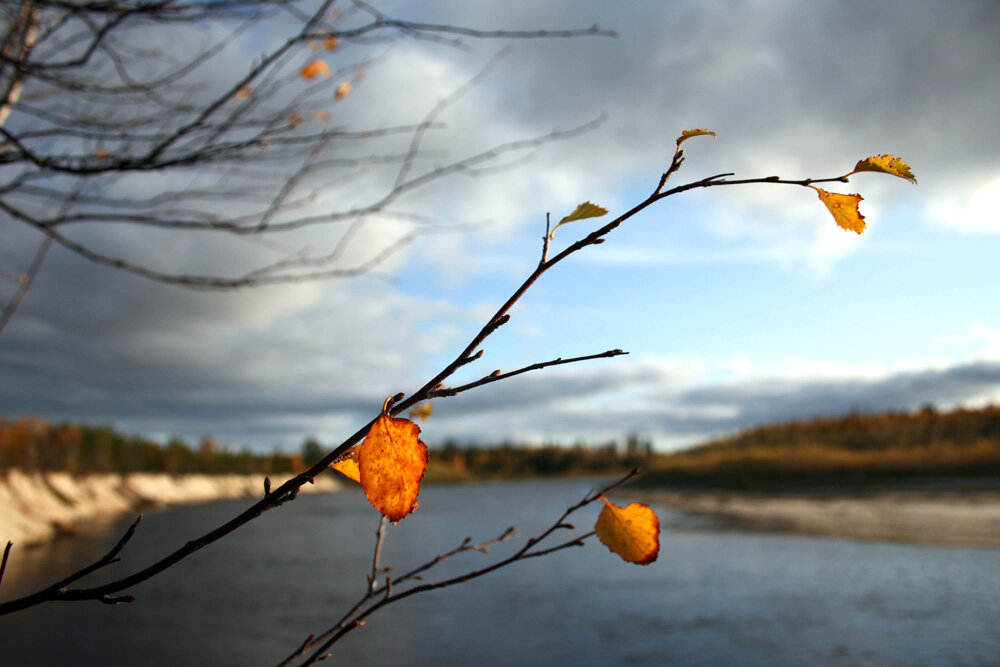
[3,0,999,453]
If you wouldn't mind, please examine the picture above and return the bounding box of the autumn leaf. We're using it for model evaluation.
[408,402,433,422]
[330,446,360,483]
[308,36,338,52]
[594,497,659,565]
[850,154,917,184]
[358,412,428,522]
[549,201,608,239]
[813,186,866,234]
[234,83,252,101]
[335,81,352,99]
[676,128,716,148]
[300,60,331,81]
[313,109,330,122]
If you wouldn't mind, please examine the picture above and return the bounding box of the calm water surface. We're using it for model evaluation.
[1,479,998,666]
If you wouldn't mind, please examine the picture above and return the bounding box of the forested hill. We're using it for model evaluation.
[644,405,1000,488]
[697,405,1000,453]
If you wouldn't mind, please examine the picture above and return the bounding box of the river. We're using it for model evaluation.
[1,478,998,666]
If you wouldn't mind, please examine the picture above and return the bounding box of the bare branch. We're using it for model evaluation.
[0,138,865,616]
[430,349,629,398]
[0,235,50,334]
[291,470,638,666]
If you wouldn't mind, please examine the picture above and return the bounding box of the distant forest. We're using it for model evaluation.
[0,416,301,475]
[645,404,1000,487]
[4,405,1000,481]
[0,416,652,478]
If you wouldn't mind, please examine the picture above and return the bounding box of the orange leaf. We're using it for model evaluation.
[234,83,252,101]
[330,446,360,483]
[358,413,428,522]
[595,498,659,565]
[676,128,716,147]
[850,154,917,184]
[335,81,352,99]
[300,60,331,81]
[324,36,338,51]
[814,187,866,234]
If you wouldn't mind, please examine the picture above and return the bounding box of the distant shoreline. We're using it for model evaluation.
[634,484,1000,546]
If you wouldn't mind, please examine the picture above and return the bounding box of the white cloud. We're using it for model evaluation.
[928,175,1000,232]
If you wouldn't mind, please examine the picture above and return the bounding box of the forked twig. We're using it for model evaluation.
[285,469,639,666]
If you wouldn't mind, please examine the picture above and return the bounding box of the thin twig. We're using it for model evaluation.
[430,349,628,397]
[369,516,389,593]
[0,236,50,335]
[294,470,638,666]
[0,541,12,589]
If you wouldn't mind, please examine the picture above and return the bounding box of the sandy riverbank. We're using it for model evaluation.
[0,469,340,547]
[636,488,1000,546]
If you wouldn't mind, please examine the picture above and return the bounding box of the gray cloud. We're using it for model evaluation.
[2,2,999,451]
[420,358,1000,449]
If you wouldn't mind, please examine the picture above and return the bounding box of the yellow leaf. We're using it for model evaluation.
[330,446,360,483]
[313,109,330,122]
[850,154,917,184]
[595,498,659,565]
[558,201,608,225]
[814,187,866,234]
[408,402,433,422]
[549,201,608,239]
[358,413,428,522]
[300,60,331,81]
[335,81,352,99]
[676,128,716,147]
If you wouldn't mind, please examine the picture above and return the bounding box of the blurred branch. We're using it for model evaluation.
[0,541,12,589]
[0,0,613,303]
[0,235,49,334]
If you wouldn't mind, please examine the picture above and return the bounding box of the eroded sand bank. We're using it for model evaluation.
[0,469,339,547]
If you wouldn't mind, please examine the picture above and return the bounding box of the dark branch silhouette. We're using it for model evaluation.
[0,0,613,320]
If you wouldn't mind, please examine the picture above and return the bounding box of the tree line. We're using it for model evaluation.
[0,415,653,478]
[697,404,1000,454]
[644,404,1000,488]
[0,416,302,475]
